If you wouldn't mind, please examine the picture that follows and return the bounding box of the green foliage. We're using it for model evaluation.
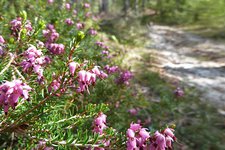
[133,52,225,150]
[0,1,156,149]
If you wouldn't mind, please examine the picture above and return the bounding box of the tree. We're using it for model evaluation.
[123,0,130,15]
[99,0,109,13]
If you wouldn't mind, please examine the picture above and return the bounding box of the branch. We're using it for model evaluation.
[0,53,15,76]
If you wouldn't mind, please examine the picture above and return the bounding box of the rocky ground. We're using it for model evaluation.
[123,24,225,111]
[147,25,225,109]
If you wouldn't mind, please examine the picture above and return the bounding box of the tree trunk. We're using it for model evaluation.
[134,0,139,15]
[99,0,109,13]
[142,0,146,10]
[123,0,130,15]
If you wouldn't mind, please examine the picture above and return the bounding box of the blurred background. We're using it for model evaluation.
[88,1,225,150]
[1,0,225,149]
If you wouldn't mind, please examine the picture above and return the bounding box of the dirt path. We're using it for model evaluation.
[147,25,225,108]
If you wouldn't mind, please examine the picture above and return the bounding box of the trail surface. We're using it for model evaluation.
[148,25,225,108]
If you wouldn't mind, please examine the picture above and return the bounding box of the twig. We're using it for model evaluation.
[30,136,101,148]
[0,94,51,133]
[12,65,26,82]
[0,53,15,76]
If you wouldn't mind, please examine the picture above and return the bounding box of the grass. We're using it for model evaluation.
[101,16,225,150]
[135,54,225,150]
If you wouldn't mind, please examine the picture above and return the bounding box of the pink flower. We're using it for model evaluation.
[43,24,59,44]
[65,18,74,26]
[163,128,175,138]
[65,3,71,10]
[139,128,150,140]
[128,108,139,116]
[85,12,91,18]
[126,122,151,149]
[127,129,135,138]
[78,70,86,83]
[10,17,22,31]
[155,131,166,150]
[48,0,54,4]
[10,18,32,37]
[93,112,107,135]
[37,41,45,48]
[0,35,5,43]
[21,46,47,82]
[99,71,108,79]
[47,43,65,55]
[126,138,137,150]
[84,3,90,8]
[137,128,150,148]
[77,70,95,93]
[101,50,109,56]
[0,80,31,114]
[73,9,77,15]
[104,65,118,74]
[89,28,97,35]
[91,66,101,76]
[129,123,142,132]
[69,62,79,76]
[116,70,133,85]
[174,87,184,97]
[95,41,104,47]
[166,136,174,149]
[77,67,107,94]
[76,23,84,30]
[25,20,33,31]
[48,79,60,92]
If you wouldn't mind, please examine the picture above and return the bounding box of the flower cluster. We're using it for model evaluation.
[48,0,54,4]
[150,128,176,150]
[69,62,80,76]
[95,41,110,57]
[48,78,61,93]
[92,112,110,149]
[93,112,107,134]
[73,9,77,15]
[91,66,108,79]
[126,123,150,149]
[77,70,96,94]
[126,123,176,150]
[174,87,184,97]
[43,24,65,55]
[95,41,109,50]
[89,28,97,35]
[0,80,31,114]
[21,46,49,82]
[10,17,22,35]
[47,43,65,55]
[116,70,133,85]
[76,23,85,30]
[104,65,118,74]
[85,12,91,18]
[128,108,139,116]
[76,66,107,94]
[65,18,74,26]
[10,17,32,37]
[43,24,59,44]
[65,3,71,10]
[84,3,90,8]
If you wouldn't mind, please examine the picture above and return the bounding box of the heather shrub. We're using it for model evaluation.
[0,1,176,149]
